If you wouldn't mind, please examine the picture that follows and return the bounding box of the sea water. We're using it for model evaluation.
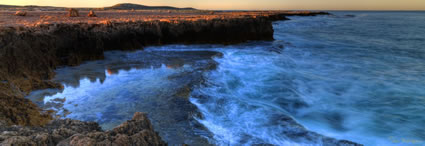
[29,11,425,146]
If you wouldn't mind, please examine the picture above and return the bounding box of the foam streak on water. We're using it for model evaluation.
[190,49,310,145]
[190,12,425,146]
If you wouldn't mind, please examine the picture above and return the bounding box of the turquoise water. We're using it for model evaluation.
[29,12,425,145]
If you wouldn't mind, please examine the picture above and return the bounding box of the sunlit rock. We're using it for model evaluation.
[14,11,27,16]
[88,10,97,17]
[68,8,79,17]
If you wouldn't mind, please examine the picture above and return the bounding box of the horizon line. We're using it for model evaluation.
[0,3,424,11]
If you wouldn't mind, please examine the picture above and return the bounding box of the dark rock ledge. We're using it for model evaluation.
[0,112,166,145]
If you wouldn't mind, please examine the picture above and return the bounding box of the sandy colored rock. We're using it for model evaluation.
[88,10,97,17]
[14,11,27,16]
[68,8,79,17]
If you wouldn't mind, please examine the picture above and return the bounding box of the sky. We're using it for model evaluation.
[1,0,424,10]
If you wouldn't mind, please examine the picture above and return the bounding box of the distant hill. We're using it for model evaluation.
[0,4,66,11]
[0,3,196,11]
[102,3,196,10]
[0,5,62,9]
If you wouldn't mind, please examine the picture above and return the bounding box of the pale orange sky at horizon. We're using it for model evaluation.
[0,0,424,10]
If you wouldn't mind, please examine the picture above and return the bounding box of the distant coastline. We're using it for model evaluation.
[0,3,196,11]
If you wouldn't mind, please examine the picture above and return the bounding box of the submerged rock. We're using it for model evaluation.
[0,112,166,146]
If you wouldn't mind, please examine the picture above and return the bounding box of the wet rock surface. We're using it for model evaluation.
[274,115,362,146]
[0,112,166,146]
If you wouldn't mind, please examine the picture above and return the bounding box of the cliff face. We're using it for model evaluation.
[0,17,273,92]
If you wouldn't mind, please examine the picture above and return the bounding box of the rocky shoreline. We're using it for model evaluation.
[0,15,274,127]
[0,112,166,145]
[0,11,356,145]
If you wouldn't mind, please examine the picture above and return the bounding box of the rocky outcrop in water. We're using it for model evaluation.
[0,112,166,146]
[272,115,362,146]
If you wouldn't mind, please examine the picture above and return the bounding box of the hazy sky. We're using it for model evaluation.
[1,0,424,10]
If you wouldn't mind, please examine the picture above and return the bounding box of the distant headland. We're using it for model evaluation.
[0,3,196,11]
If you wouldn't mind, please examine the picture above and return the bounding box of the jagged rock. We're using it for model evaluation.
[88,10,97,17]
[68,8,79,17]
[14,11,27,16]
[0,112,166,146]
[0,85,53,126]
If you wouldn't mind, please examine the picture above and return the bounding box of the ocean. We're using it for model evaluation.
[28,11,425,146]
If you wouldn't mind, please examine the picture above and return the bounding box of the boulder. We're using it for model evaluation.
[14,11,27,16]
[88,10,97,17]
[68,8,79,17]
